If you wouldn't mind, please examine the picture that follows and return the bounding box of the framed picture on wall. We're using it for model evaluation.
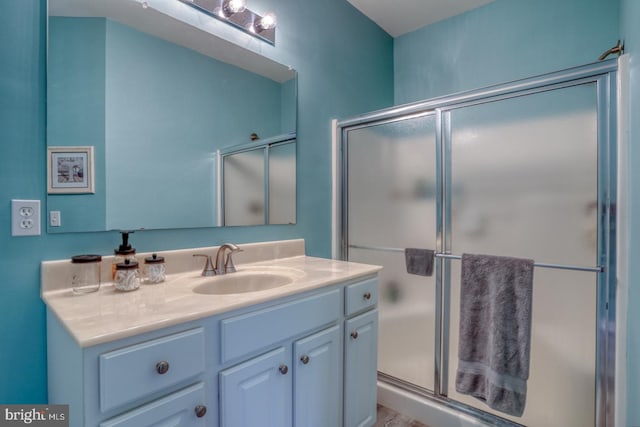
[47,146,95,194]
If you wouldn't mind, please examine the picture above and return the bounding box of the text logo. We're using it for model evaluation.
[0,405,68,426]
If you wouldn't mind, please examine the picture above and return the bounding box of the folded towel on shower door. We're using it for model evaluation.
[404,248,435,276]
[455,253,534,417]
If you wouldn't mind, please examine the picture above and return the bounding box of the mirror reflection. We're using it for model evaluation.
[222,137,296,226]
[46,0,297,232]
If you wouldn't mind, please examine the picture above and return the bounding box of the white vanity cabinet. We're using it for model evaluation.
[344,277,379,427]
[218,288,343,427]
[46,315,215,427]
[46,274,379,427]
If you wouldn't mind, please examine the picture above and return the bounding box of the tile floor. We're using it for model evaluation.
[374,404,430,427]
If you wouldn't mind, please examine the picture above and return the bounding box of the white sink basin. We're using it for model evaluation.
[192,267,305,295]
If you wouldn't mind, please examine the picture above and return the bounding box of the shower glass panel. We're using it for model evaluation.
[445,83,598,427]
[268,142,296,225]
[223,149,265,226]
[346,114,437,391]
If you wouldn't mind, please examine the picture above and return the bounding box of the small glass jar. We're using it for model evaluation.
[71,255,102,295]
[112,252,136,280]
[114,259,140,291]
[144,253,166,284]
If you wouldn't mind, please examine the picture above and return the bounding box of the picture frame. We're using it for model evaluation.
[47,146,95,194]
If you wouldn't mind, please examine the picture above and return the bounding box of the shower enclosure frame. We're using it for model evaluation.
[335,60,618,427]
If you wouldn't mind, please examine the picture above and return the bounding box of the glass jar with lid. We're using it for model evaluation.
[71,254,102,295]
[114,259,140,291]
[144,253,166,284]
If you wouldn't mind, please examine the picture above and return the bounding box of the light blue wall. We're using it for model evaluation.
[0,0,392,403]
[620,1,640,424]
[394,0,620,103]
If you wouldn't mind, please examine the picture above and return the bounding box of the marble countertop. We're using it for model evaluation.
[41,240,381,347]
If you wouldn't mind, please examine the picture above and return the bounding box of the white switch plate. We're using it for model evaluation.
[50,210,61,227]
[11,199,41,236]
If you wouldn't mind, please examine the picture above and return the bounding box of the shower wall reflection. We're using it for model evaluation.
[223,139,296,226]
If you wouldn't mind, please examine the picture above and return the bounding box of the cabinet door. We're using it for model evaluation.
[293,325,341,427]
[344,310,378,427]
[219,347,292,427]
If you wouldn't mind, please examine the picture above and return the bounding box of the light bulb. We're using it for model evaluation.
[221,0,246,17]
[255,12,277,32]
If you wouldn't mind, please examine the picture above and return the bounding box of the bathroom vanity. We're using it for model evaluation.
[42,240,380,427]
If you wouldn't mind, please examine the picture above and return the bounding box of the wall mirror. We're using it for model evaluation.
[46,0,297,233]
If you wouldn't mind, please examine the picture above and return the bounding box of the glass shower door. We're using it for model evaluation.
[444,83,599,427]
[340,62,616,427]
[344,113,438,391]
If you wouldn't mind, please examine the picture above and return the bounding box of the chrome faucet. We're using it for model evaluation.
[213,243,242,275]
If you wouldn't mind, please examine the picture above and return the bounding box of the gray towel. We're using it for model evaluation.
[404,248,435,276]
[455,253,534,417]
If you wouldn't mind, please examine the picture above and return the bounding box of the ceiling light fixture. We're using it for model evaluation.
[179,0,277,45]
[220,0,246,17]
[254,12,277,33]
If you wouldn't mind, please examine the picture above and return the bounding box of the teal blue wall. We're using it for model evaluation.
[620,1,640,424]
[394,0,620,103]
[47,17,107,232]
[0,0,392,402]
[281,78,296,134]
[0,0,48,403]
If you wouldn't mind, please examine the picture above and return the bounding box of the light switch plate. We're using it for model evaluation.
[50,210,61,227]
[11,199,41,236]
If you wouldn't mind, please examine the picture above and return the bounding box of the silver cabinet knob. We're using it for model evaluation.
[194,405,207,418]
[300,355,310,365]
[155,361,170,375]
[279,364,289,375]
[350,331,359,340]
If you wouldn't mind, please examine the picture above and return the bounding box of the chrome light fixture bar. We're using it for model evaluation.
[179,0,277,45]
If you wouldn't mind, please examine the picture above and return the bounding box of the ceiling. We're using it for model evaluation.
[346,0,495,37]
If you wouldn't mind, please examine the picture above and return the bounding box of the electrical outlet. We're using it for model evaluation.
[11,199,41,236]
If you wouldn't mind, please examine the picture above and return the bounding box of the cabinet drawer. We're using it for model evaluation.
[99,328,205,413]
[220,289,340,363]
[100,383,208,427]
[345,277,378,316]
